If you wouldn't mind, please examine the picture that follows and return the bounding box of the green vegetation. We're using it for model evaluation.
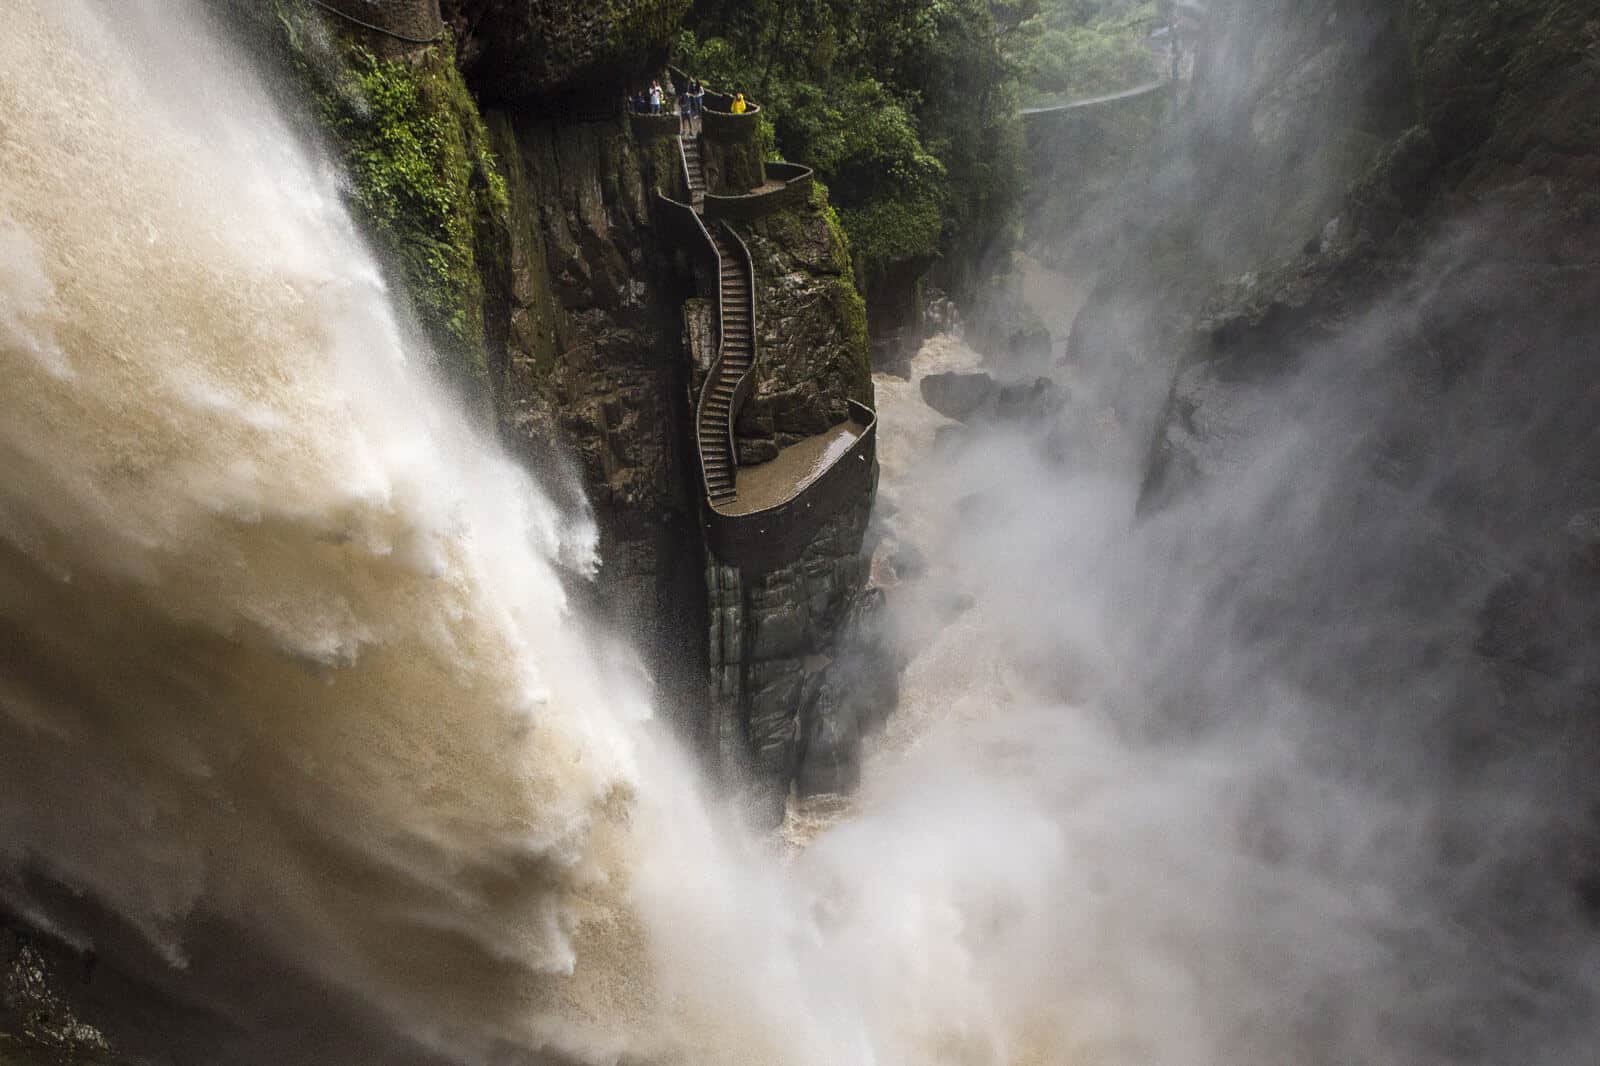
[679,0,1030,293]
[1011,0,1161,108]
[679,0,1162,303]
[259,1,510,386]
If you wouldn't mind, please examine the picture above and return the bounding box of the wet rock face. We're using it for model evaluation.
[486,110,707,718]
[706,496,878,814]
[797,587,899,797]
[1,928,111,1065]
[445,0,691,104]
[919,371,1066,424]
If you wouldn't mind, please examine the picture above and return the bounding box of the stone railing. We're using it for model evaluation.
[704,401,879,573]
[308,0,443,42]
[702,97,762,141]
[629,110,683,140]
[703,162,815,220]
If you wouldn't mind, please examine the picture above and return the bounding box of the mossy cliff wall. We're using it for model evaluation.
[228,0,512,402]
[484,109,708,717]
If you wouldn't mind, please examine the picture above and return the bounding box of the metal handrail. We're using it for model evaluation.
[710,220,758,505]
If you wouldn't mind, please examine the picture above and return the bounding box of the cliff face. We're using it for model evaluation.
[1060,0,1418,450]
[484,111,709,716]
[676,188,883,811]
[1144,0,1600,503]
[1124,0,1600,899]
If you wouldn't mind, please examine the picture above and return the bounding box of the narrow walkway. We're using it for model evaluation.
[681,133,753,506]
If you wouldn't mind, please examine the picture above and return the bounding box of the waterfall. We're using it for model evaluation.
[0,2,656,1059]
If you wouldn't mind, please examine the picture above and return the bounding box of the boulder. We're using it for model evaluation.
[920,371,997,421]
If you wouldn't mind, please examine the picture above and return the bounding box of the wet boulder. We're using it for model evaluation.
[920,371,997,421]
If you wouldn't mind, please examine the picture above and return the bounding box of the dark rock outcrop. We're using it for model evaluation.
[920,371,996,421]
[445,0,692,105]
[707,495,877,818]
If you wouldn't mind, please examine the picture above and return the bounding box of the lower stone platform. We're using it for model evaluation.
[726,420,866,516]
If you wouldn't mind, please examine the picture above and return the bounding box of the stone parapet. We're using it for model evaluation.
[629,111,683,140]
[704,401,878,574]
[703,162,815,220]
[702,105,762,141]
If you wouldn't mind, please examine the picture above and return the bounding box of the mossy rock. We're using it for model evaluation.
[260,1,512,390]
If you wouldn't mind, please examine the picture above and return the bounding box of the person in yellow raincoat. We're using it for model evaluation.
[730,93,747,114]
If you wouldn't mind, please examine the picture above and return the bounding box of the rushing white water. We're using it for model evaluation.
[0,1,651,1059]
[4,3,1598,1066]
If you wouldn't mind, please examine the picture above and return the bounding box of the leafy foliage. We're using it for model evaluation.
[679,0,1027,290]
[1009,0,1162,107]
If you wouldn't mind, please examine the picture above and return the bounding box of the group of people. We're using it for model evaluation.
[627,77,749,119]
[630,77,705,117]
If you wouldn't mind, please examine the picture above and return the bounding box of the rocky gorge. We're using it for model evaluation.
[4,0,1600,1063]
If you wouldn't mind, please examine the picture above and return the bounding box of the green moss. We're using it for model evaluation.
[265,1,510,386]
[838,193,943,284]
[827,275,873,404]
[646,136,687,200]
[811,180,856,278]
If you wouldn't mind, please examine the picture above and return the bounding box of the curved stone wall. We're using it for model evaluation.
[702,105,762,142]
[703,162,814,220]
